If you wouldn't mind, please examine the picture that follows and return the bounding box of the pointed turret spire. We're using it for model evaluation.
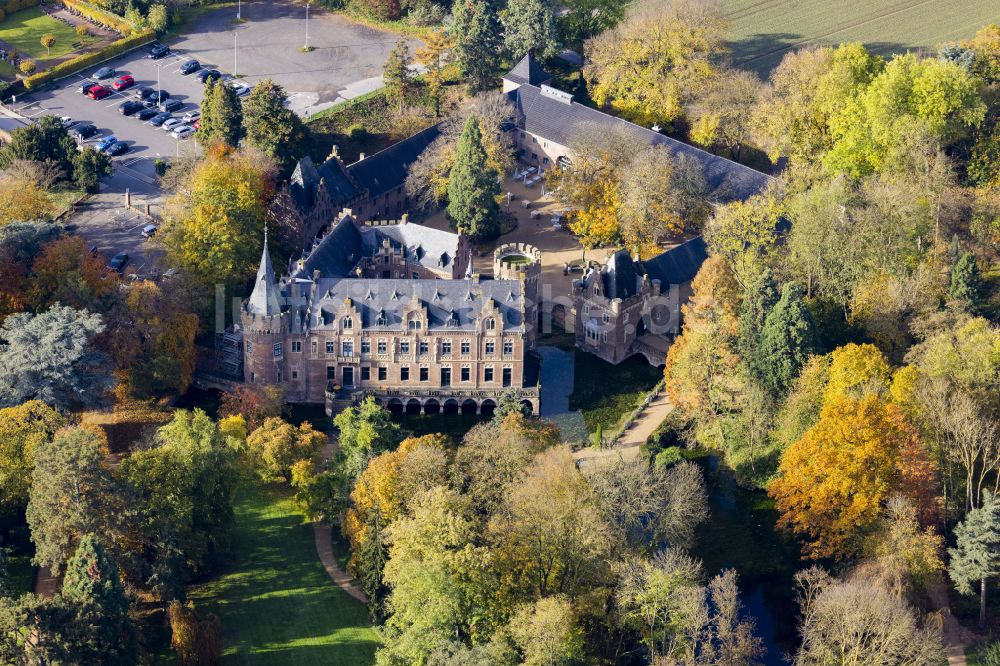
[247,227,283,316]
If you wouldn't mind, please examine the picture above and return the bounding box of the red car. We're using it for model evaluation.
[88,85,111,100]
[193,119,200,130]
[112,75,134,91]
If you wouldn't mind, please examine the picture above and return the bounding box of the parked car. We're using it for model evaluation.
[104,141,129,156]
[148,42,170,59]
[135,86,155,100]
[227,81,251,97]
[95,135,118,151]
[193,119,201,130]
[171,125,196,140]
[59,116,75,128]
[94,66,115,79]
[71,123,98,140]
[182,110,200,124]
[179,59,201,75]
[141,224,157,238]
[108,252,129,273]
[196,69,221,84]
[87,85,111,100]
[136,107,159,121]
[160,99,183,113]
[162,117,184,132]
[147,112,172,127]
[112,75,134,90]
[79,81,99,95]
[118,100,144,116]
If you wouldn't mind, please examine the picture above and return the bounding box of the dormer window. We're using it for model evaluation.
[485,317,496,331]
[342,317,353,330]
[408,316,421,330]
[376,310,388,326]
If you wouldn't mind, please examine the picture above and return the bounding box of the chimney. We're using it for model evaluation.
[358,152,365,161]
[400,213,408,225]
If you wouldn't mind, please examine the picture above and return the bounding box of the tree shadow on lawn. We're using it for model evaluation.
[728,31,909,77]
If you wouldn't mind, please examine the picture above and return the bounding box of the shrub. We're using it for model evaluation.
[59,0,135,35]
[24,28,156,89]
[75,23,89,37]
[19,60,36,75]
[347,123,367,140]
[153,158,167,176]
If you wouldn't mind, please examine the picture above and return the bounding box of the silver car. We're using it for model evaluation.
[171,125,196,140]
[161,117,185,132]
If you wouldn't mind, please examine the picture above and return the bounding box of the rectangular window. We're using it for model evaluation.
[326,341,334,354]
[401,367,410,381]
[342,341,353,357]
[246,340,253,354]
[460,340,470,354]
[311,340,317,355]
[419,341,429,354]
[603,313,610,323]
[361,366,370,381]
[400,340,410,354]
[503,367,512,387]
[503,340,514,355]
[419,367,429,382]
[377,340,387,354]
[484,367,494,382]
[361,339,371,354]
[441,367,451,386]
[602,332,608,342]
[327,366,335,380]
[291,369,298,379]
[583,304,590,315]
[378,366,387,381]
[412,272,419,279]
[485,341,495,355]
[586,326,598,342]
[273,342,282,358]
[442,340,452,354]
[291,340,302,353]
[461,367,470,382]
[623,313,630,323]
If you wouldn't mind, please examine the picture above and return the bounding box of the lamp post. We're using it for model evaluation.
[234,32,238,76]
[304,2,310,51]
[237,0,241,21]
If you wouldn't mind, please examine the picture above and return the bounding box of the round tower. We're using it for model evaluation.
[493,243,541,346]
[242,236,290,386]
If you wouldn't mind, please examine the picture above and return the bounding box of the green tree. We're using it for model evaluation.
[508,597,585,666]
[446,116,501,239]
[27,428,122,575]
[73,146,114,193]
[198,78,243,147]
[0,305,111,410]
[0,115,77,179]
[949,251,985,314]
[245,417,325,482]
[40,34,55,57]
[242,79,309,171]
[0,400,65,518]
[383,39,416,114]
[0,594,128,665]
[333,396,402,481]
[147,3,168,32]
[451,0,502,93]
[756,283,817,395]
[357,502,389,622]
[63,534,137,664]
[503,0,558,61]
[738,268,779,382]
[950,491,1000,629]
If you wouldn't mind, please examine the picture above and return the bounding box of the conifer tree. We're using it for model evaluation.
[383,39,415,114]
[950,251,985,314]
[738,268,779,384]
[950,491,1000,629]
[451,0,502,93]
[446,116,501,239]
[197,78,243,148]
[357,503,389,623]
[503,0,558,61]
[757,283,817,395]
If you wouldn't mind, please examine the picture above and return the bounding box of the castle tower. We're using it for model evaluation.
[493,243,541,347]
[241,233,291,386]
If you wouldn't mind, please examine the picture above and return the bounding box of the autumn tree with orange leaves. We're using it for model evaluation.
[769,394,939,560]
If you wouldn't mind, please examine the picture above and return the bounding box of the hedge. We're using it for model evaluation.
[23,27,156,90]
[59,0,135,35]
[1,0,40,14]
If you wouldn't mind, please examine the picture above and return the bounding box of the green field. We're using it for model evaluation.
[725,0,997,75]
[0,7,100,62]
[189,483,379,665]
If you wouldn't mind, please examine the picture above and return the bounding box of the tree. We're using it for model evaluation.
[865,495,943,590]
[219,384,284,431]
[769,395,938,559]
[688,68,761,162]
[63,534,137,663]
[617,145,688,250]
[451,0,502,93]
[503,0,558,61]
[738,268,779,383]
[0,176,53,225]
[0,220,60,319]
[950,491,1000,629]
[198,78,244,147]
[28,235,118,312]
[334,396,402,481]
[0,305,112,410]
[383,39,416,114]
[147,3,168,32]
[0,400,65,518]
[242,79,309,171]
[27,428,121,574]
[950,251,985,314]
[73,145,114,193]
[756,284,817,395]
[446,116,501,239]
[40,34,55,57]
[168,600,222,666]
[584,0,727,127]
[0,115,77,179]
[415,29,453,117]
[508,597,585,666]
[823,342,892,404]
[19,60,37,75]
[704,191,782,288]
[708,569,765,666]
[245,417,325,482]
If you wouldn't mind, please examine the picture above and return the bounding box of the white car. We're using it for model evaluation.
[227,81,251,97]
[171,125,196,139]
[182,110,200,124]
[161,118,184,132]
[60,116,75,128]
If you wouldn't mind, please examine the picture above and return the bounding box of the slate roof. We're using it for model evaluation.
[602,249,641,299]
[290,155,360,211]
[361,223,461,273]
[306,278,524,332]
[294,214,364,279]
[347,124,442,199]
[642,236,709,286]
[507,84,773,202]
[505,53,553,87]
[247,237,283,316]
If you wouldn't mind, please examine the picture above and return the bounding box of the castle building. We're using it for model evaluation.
[241,213,541,417]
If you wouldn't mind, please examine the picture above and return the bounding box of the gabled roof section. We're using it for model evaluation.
[294,214,364,279]
[247,236,283,316]
[347,124,442,199]
[504,53,552,87]
[289,156,321,209]
[641,236,709,286]
[602,249,641,299]
[508,84,773,202]
[360,223,462,273]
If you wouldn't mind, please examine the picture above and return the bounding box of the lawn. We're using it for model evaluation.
[724,0,997,75]
[568,350,662,434]
[0,7,100,62]
[188,483,380,665]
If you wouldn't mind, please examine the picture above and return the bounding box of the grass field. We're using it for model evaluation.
[189,483,380,665]
[569,350,663,434]
[0,7,100,62]
[724,0,997,75]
